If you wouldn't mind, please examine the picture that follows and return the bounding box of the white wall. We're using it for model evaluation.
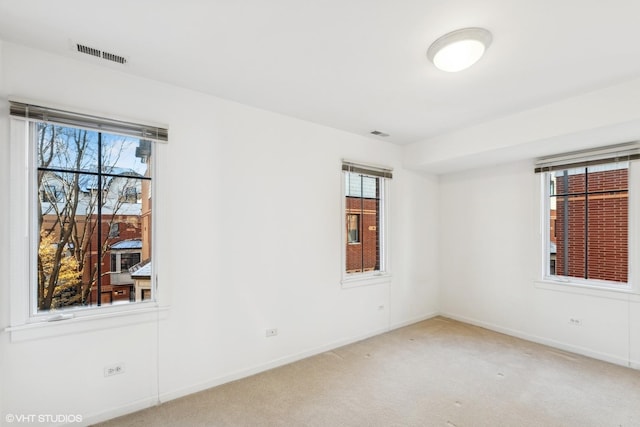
[439,160,640,368]
[0,42,439,425]
[0,39,8,424]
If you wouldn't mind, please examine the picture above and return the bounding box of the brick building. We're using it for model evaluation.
[551,164,628,283]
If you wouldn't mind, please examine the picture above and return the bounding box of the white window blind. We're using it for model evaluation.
[9,101,168,143]
[534,142,640,173]
[342,160,393,179]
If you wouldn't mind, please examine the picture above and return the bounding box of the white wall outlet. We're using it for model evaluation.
[568,318,583,326]
[104,362,126,377]
[265,328,278,337]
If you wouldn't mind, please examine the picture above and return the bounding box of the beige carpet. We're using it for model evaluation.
[97,317,640,426]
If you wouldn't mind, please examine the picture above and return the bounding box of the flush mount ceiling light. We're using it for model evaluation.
[427,27,492,72]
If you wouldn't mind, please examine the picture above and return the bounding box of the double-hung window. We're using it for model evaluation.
[342,161,392,285]
[9,102,167,318]
[537,143,639,288]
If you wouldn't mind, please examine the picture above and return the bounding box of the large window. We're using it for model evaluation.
[538,144,638,288]
[342,162,391,281]
[10,101,166,315]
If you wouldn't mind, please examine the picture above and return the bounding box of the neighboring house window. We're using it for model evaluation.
[121,186,139,203]
[347,214,360,243]
[109,222,120,238]
[120,252,141,271]
[110,251,141,272]
[537,144,638,288]
[342,161,392,281]
[9,101,167,316]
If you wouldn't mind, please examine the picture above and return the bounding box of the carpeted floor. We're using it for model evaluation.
[96,317,640,426]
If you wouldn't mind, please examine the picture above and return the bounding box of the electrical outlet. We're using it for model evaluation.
[265,328,278,337]
[104,362,126,377]
[568,318,583,326]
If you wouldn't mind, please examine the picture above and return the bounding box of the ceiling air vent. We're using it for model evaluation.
[76,43,101,58]
[370,130,390,137]
[102,51,127,65]
[75,43,127,65]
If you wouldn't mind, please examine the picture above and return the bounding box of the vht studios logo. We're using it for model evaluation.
[5,413,83,423]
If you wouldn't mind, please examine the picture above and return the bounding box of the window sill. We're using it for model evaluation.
[5,304,170,342]
[341,272,392,289]
[535,279,639,301]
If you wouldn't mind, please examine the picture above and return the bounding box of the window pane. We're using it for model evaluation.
[101,134,150,176]
[38,171,96,310]
[37,123,99,173]
[586,166,628,283]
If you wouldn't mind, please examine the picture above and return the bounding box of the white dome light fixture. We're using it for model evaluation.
[427,27,492,72]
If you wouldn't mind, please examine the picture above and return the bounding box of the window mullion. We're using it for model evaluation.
[562,170,569,277]
[584,167,588,280]
[97,132,103,306]
[360,175,364,273]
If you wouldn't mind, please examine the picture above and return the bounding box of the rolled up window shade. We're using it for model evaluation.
[9,101,168,143]
[534,142,640,173]
[342,161,393,179]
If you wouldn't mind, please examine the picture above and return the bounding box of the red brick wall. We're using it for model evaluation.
[554,167,628,282]
[345,197,379,273]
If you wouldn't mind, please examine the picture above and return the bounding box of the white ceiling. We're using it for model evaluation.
[1,1,640,145]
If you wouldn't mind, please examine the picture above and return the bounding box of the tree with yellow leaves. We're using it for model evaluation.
[38,233,82,309]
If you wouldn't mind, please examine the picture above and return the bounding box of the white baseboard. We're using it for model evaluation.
[83,310,636,426]
[79,329,390,425]
[81,397,159,426]
[441,311,636,369]
[75,313,440,425]
[390,311,440,331]
[159,311,441,404]
[159,326,386,403]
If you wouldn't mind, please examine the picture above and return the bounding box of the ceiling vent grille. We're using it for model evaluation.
[101,51,127,65]
[75,43,127,65]
[76,43,101,58]
[370,130,390,137]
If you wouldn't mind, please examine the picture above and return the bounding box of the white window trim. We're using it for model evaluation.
[538,162,639,294]
[340,167,392,288]
[6,116,166,341]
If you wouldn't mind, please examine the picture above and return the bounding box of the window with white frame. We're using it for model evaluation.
[9,101,166,315]
[536,143,639,288]
[342,161,391,280]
